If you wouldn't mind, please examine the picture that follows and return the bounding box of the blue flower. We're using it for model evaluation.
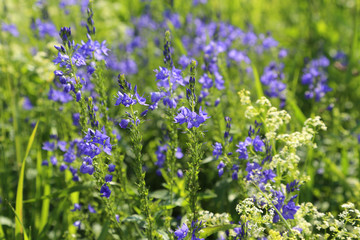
[119,119,130,129]
[217,161,225,177]
[105,174,113,182]
[178,55,190,68]
[63,150,76,163]
[134,85,148,106]
[108,164,116,172]
[50,156,57,166]
[58,141,67,152]
[154,66,186,88]
[155,145,167,169]
[199,73,213,89]
[70,203,81,212]
[115,92,136,107]
[236,137,252,159]
[174,223,189,240]
[253,136,265,152]
[2,23,19,37]
[80,157,94,175]
[301,56,331,101]
[245,162,262,181]
[260,169,276,183]
[282,197,300,220]
[34,19,57,38]
[177,169,184,178]
[212,142,223,159]
[73,220,81,230]
[88,204,96,213]
[100,184,111,198]
[286,180,300,193]
[174,107,192,125]
[175,147,184,159]
[42,141,56,151]
[60,164,68,171]
[228,49,251,64]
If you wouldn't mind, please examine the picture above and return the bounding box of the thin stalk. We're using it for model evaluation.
[130,117,153,239]
[252,183,294,237]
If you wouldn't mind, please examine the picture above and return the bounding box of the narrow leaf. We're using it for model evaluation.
[15,121,39,240]
[252,64,263,98]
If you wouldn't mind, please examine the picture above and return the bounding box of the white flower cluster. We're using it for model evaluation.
[235,198,274,238]
[198,210,230,226]
[295,202,360,239]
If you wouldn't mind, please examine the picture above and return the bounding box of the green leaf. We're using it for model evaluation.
[156,229,169,240]
[252,64,263,98]
[149,189,169,199]
[287,97,306,124]
[198,190,217,200]
[97,221,110,240]
[122,215,145,225]
[15,121,38,240]
[199,224,238,238]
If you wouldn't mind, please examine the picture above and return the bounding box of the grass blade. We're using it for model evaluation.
[15,121,39,240]
[8,202,29,240]
[252,64,264,98]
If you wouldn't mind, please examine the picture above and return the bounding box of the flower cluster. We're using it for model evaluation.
[260,62,286,107]
[174,106,210,129]
[174,221,204,240]
[301,56,332,101]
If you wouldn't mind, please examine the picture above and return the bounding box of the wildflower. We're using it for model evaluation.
[154,66,186,88]
[301,56,331,101]
[76,91,81,102]
[2,23,19,37]
[119,119,130,129]
[42,141,56,151]
[23,97,33,110]
[108,164,116,172]
[70,203,81,212]
[58,141,67,152]
[80,157,94,175]
[105,174,113,182]
[286,180,300,193]
[174,223,189,240]
[236,138,252,159]
[199,73,213,89]
[177,169,184,178]
[260,169,276,183]
[73,220,81,230]
[33,19,57,38]
[253,136,265,152]
[178,55,190,68]
[60,164,68,171]
[278,49,288,59]
[260,62,286,106]
[100,184,111,198]
[59,26,71,42]
[212,142,222,159]
[155,145,167,169]
[50,156,57,165]
[88,204,96,213]
[115,92,136,107]
[175,147,184,159]
[282,197,300,220]
[245,162,262,181]
[217,161,225,177]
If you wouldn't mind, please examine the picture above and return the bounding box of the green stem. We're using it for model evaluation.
[130,123,153,239]
[253,183,294,237]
